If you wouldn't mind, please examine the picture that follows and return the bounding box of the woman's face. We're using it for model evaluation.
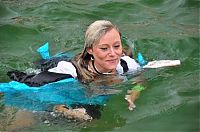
[87,28,123,73]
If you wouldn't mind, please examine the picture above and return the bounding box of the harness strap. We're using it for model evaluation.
[120,59,128,73]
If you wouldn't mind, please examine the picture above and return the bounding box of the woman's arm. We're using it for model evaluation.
[125,74,146,110]
[7,61,77,87]
[7,70,73,87]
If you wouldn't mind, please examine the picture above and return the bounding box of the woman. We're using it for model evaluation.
[47,20,141,83]
[7,20,142,119]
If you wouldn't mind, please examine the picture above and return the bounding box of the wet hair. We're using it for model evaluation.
[71,20,121,83]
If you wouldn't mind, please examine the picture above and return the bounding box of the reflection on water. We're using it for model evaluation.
[0,0,199,131]
[1,108,37,132]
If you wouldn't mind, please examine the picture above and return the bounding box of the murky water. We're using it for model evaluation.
[0,0,199,131]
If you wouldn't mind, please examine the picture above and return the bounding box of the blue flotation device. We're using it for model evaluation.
[0,79,109,111]
[0,43,110,111]
[137,52,147,66]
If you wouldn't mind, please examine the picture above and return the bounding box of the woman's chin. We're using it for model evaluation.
[105,67,116,72]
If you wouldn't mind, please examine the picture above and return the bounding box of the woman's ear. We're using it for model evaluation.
[87,48,93,55]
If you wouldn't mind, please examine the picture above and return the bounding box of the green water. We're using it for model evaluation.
[0,0,199,131]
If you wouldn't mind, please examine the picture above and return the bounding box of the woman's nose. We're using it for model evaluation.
[108,48,116,55]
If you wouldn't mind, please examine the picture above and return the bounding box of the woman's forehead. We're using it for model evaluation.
[96,29,121,44]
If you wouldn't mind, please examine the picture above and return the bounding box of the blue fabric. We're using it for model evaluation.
[37,42,50,59]
[36,42,74,60]
[0,43,110,111]
[137,52,148,66]
[0,78,110,111]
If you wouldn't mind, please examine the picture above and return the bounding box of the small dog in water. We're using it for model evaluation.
[53,105,93,121]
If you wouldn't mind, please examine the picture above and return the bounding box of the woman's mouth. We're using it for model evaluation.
[106,59,118,64]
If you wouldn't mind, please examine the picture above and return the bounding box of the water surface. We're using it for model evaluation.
[0,0,199,131]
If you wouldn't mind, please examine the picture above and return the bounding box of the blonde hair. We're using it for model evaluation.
[72,20,121,83]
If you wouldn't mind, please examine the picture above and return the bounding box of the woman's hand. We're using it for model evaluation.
[125,85,145,110]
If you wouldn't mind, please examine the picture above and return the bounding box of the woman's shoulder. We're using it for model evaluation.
[48,61,77,78]
[117,55,141,74]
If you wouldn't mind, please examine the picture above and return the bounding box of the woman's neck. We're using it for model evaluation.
[90,60,115,75]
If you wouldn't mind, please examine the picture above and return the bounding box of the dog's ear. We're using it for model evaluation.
[62,105,69,109]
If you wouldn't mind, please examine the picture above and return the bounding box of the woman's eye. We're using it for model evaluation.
[114,45,120,48]
[100,47,108,51]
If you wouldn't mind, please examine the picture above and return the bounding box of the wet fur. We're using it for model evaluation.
[53,105,92,121]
